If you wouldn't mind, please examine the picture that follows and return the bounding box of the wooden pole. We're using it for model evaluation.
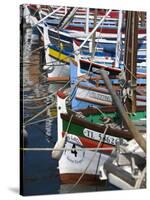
[124,11,138,113]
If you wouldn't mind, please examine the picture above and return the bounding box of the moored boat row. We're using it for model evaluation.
[23,5,146,190]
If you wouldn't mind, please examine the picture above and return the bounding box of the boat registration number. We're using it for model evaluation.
[83,128,127,146]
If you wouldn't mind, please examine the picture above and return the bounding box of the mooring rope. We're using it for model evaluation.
[25,116,56,126]
[90,105,106,118]
[24,95,49,102]
[24,101,56,125]
[21,147,114,151]
[62,114,74,139]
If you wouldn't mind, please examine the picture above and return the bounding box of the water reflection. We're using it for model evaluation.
[22,27,60,196]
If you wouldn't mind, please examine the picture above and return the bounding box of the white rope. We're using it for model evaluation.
[63,114,74,138]
[25,116,56,126]
[90,105,106,118]
[21,147,115,151]
[24,95,50,102]
[24,102,56,125]
[34,6,63,26]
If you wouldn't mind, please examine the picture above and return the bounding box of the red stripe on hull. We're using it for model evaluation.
[66,26,145,34]
[79,136,113,153]
[62,132,113,153]
[66,26,119,34]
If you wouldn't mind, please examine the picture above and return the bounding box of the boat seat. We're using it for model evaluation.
[117,153,146,170]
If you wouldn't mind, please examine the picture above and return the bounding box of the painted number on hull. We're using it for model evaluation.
[83,128,127,146]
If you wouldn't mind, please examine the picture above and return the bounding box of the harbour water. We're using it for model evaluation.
[21,26,118,196]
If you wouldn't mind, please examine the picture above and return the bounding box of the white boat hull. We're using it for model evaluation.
[58,141,109,184]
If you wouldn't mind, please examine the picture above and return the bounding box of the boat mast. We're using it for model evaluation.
[85,8,89,34]
[124,11,138,113]
[115,10,123,68]
[91,9,98,58]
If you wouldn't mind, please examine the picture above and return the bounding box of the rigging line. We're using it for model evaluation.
[22,61,42,65]
[65,114,74,134]
[68,77,87,103]
[24,101,56,125]
[24,104,46,110]
[29,14,44,37]
[23,46,46,62]
[90,105,106,118]
[124,63,137,80]
[30,45,45,54]
[32,6,41,17]
[25,117,56,126]
[24,95,51,101]
[24,79,71,125]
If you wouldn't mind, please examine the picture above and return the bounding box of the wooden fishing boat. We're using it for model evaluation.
[48,44,146,76]
[27,7,146,67]
[46,27,146,59]
[55,71,146,184]
[69,59,146,110]
[58,90,146,151]
[54,90,146,184]
[42,24,70,83]
[47,24,146,75]
[31,5,146,34]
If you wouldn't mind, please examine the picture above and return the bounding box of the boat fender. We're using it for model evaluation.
[51,136,67,160]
